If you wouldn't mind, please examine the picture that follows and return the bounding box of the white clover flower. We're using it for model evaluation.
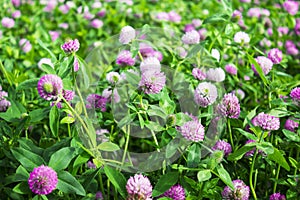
[234,31,250,44]
[119,25,136,44]
[211,48,220,62]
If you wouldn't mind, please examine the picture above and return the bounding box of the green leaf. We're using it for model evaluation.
[29,108,50,123]
[49,105,60,137]
[243,106,258,127]
[256,142,274,155]
[282,129,300,142]
[37,39,57,61]
[145,121,165,132]
[40,63,56,74]
[18,138,44,156]
[16,78,39,91]
[203,14,229,24]
[104,166,127,199]
[81,168,101,189]
[48,147,77,171]
[246,53,269,86]
[14,165,29,182]
[268,148,290,171]
[147,105,167,119]
[227,143,256,161]
[216,166,234,190]
[60,116,75,124]
[187,143,201,168]
[43,138,71,162]
[11,147,45,171]
[57,171,86,196]
[12,182,31,194]
[97,142,120,152]
[130,40,140,58]
[73,153,90,168]
[186,42,205,58]
[152,172,179,197]
[235,128,257,140]
[197,170,212,182]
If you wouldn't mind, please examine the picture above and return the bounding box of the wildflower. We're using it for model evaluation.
[96,129,109,142]
[177,119,205,142]
[230,89,245,100]
[90,19,103,29]
[168,11,181,23]
[225,64,237,75]
[38,58,54,70]
[212,140,232,156]
[194,82,218,107]
[59,23,69,29]
[63,90,75,102]
[251,112,280,131]
[156,12,169,21]
[44,0,57,12]
[86,94,108,111]
[95,191,104,200]
[28,165,58,195]
[87,161,96,169]
[217,93,240,119]
[206,67,225,82]
[0,89,11,112]
[49,31,60,42]
[162,184,185,200]
[119,25,136,44]
[181,30,200,44]
[140,57,161,73]
[192,19,202,27]
[106,72,121,84]
[12,10,21,18]
[192,68,206,80]
[290,87,300,101]
[139,70,166,94]
[234,31,250,44]
[184,24,195,32]
[284,118,299,132]
[251,56,273,75]
[283,1,299,15]
[19,38,32,53]
[269,192,286,200]
[176,47,187,58]
[244,139,265,157]
[37,74,63,101]
[126,174,152,200]
[211,49,220,62]
[116,50,135,66]
[268,48,283,64]
[295,18,300,36]
[1,17,15,28]
[61,39,80,54]
[12,0,21,7]
[222,179,250,200]
[74,57,79,72]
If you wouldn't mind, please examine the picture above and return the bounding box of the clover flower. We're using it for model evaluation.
[194,82,218,107]
[116,50,135,66]
[217,93,240,119]
[177,119,205,142]
[61,39,80,54]
[284,118,299,132]
[106,72,121,84]
[283,1,299,15]
[290,87,300,101]
[211,49,220,62]
[19,38,32,53]
[28,165,58,195]
[269,192,286,200]
[86,94,108,111]
[234,31,250,44]
[222,179,250,200]
[0,89,11,112]
[206,67,225,82]
[139,70,166,94]
[181,30,200,44]
[162,184,185,200]
[192,68,206,80]
[251,56,273,75]
[126,174,152,200]
[119,25,136,44]
[95,191,104,200]
[225,64,238,75]
[251,112,280,131]
[212,140,232,156]
[268,48,283,64]
[1,17,15,28]
[140,57,161,73]
[37,74,63,101]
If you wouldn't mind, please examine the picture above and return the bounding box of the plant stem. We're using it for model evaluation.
[151,130,160,152]
[249,149,258,200]
[99,172,105,200]
[273,165,280,193]
[227,119,235,150]
[67,123,71,137]
[121,125,130,166]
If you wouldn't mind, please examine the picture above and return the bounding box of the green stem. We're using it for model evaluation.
[121,125,130,166]
[249,150,258,200]
[151,130,160,152]
[228,119,235,150]
[67,123,71,137]
[99,172,105,200]
[208,24,227,51]
[273,165,280,193]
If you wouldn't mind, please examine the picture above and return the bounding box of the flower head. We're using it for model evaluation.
[194,82,218,107]
[212,140,232,156]
[284,118,299,132]
[269,192,286,200]
[225,64,238,75]
[283,1,299,15]
[0,89,11,112]
[290,87,300,101]
[19,38,32,53]
[192,68,206,80]
[37,74,63,101]
[1,17,15,28]
[139,70,166,94]
[177,119,205,142]
[206,67,225,82]
[90,19,103,29]
[96,191,104,200]
[211,49,220,62]
[168,11,181,23]
[28,165,58,195]
[86,94,108,111]
[63,90,75,101]
[251,112,280,131]
[217,93,240,119]
[181,30,200,44]
[116,50,135,66]
[162,184,185,200]
[251,56,273,75]
[140,57,161,73]
[268,48,283,64]
[126,174,152,200]
[106,72,121,84]
[222,179,250,200]
[234,31,250,44]
[61,39,80,54]
[119,25,136,44]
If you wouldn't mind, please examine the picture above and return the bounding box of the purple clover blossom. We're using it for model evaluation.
[295,18,300,36]
[192,68,206,80]
[12,10,21,18]
[290,87,300,101]
[0,89,11,112]
[177,119,205,142]
[90,19,103,29]
[140,57,161,73]
[28,165,58,195]
[63,90,75,101]
[225,64,238,75]
[116,50,135,66]
[269,192,286,200]
[126,174,152,200]
[61,39,80,54]
[284,118,299,132]
[268,48,283,64]
[95,191,104,200]
[244,139,264,157]
[217,93,240,119]
[251,112,280,131]
[212,140,232,156]
[139,70,166,94]
[168,11,181,23]
[49,31,60,42]
[1,17,15,28]
[37,74,63,101]
[19,38,32,53]
[86,94,108,111]
[162,184,185,200]
[12,0,21,7]
[251,56,273,75]
[194,82,218,107]
[74,57,79,72]
[119,25,136,44]
[87,161,96,169]
[232,10,242,22]
[222,179,250,200]
[181,30,200,45]
[283,1,299,15]
[184,23,195,32]
[230,89,245,100]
